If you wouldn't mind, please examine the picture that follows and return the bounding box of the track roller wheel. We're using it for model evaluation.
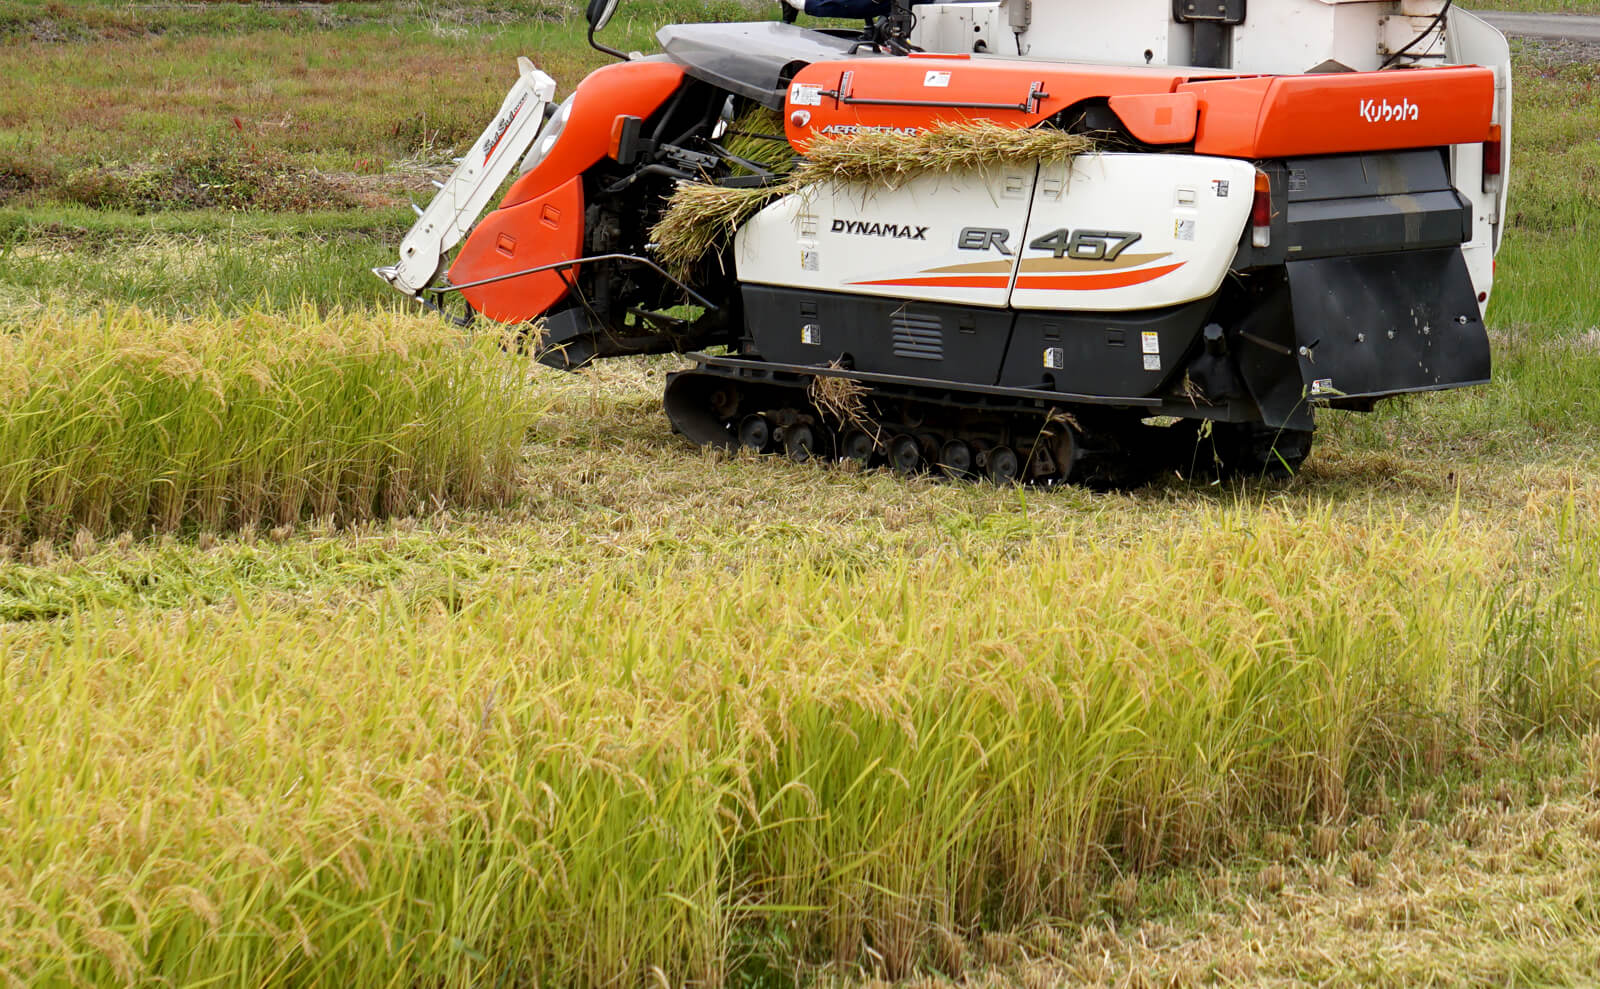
[841,429,878,467]
[783,423,820,463]
[1043,424,1078,484]
[938,439,974,480]
[889,434,923,474]
[738,415,772,453]
[984,445,1020,485]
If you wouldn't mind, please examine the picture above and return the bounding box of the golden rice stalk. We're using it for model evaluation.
[721,106,798,178]
[649,121,1097,274]
[794,120,1096,188]
[808,367,881,442]
[650,183,776,276]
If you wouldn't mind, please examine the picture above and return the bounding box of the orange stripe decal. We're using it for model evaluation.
[850,262,1186,293]
[849,275,1013,289]
[1015,262,1185,291]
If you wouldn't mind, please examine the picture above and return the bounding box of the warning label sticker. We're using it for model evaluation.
[1143,354,1162,372]
[1141,332,1160,355]
[790,84,823,107]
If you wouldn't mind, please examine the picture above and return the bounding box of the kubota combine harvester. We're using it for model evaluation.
[377,0,1511,483]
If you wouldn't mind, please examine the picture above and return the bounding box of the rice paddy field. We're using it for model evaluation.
[3,2,1600,986]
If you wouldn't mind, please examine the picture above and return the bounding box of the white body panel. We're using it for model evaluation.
[376,58,556,296]
[736,155,1253,313]
[1447,8,1513,313]
[734,165,1039,309]
[908,0,1508,311]
[1014,155,1256,312]
[1233,2,1391,73]
[908,0,1450,73]
[911,3,1021,56]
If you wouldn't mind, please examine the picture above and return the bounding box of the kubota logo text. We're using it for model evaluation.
[1358,98,1420,124]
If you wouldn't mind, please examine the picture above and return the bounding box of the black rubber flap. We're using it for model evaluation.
[1287,247,1490,400]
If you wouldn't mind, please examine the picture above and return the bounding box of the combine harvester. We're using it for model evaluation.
[377,0,1511,483]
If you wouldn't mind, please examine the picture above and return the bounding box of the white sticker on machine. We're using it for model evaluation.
[1141,332,1161,355]
[1143,354,1162,372]
[1043,347,1065,370]
[923,71,952,88]
[1174,218,1196,242]
[801,248,819,272]
[802,324,822,346]
[790,83,823,107]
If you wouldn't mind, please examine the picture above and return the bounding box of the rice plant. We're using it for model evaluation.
[0,305,539,542]
[3,503,1598,986]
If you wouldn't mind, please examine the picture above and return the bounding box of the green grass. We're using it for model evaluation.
[1467,0,1600,11]
[0,1,766,210]
[0,221,410,316]
[1,3,1599,987]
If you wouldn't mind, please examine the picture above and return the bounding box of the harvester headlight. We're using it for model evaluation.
[519,94,576,176]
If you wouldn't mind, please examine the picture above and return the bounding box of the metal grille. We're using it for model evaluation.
[891,312,944,361]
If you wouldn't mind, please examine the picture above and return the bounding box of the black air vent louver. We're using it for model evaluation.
[891,312,944,361]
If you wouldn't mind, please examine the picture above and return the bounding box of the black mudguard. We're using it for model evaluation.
[1286,246,1491,401]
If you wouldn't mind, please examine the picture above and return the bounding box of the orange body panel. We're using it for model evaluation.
[452,61,684,323]
[453,177,583,323]
[783,58,1213,149]
[502,59,685,208]
[1183,66,1496,158]
[785,55,1495,160]
[1106,92,1198,145]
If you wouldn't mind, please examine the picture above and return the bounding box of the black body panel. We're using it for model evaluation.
[1283,150,1471,261]
[1000,299,1215,397]
[1286,246,1490,399]
[699,353,1163,408]
[1231,277,1316,431]
[743,285,1219,400]
[656,23,873,109]
[1235,150,1472,270]
[742,285,1015,383]
[1286,190,1469,260]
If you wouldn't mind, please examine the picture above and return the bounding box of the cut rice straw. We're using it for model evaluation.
[651,121,1096,275]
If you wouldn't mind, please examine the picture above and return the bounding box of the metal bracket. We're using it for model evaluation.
[1172,0,1246,23]
[821,76,1049,114]
[1008,0,1032,31]
[419,252,720,313]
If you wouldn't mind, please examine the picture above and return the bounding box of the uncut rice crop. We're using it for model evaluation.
[0,306,538,542]
[3,503,1598,986]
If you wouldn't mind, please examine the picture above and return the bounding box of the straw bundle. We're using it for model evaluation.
[650,121,1096,275]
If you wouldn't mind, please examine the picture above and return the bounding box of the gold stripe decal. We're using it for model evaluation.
[918,252,1173,276]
